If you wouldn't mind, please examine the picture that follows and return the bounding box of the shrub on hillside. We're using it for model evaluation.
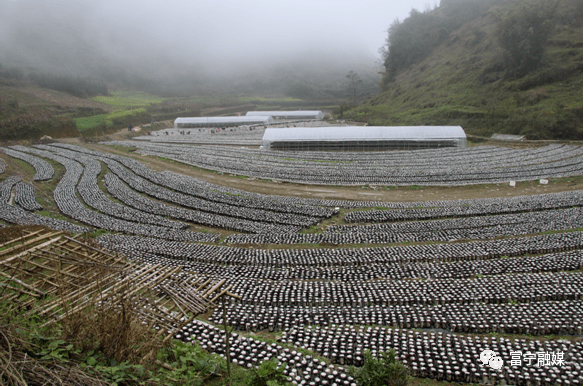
[349,349,409,386]
[245,358,291,386]
[0,116,79,141]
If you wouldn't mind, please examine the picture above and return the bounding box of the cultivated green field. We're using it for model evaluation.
[74,107,147,131]
[91,91,165,108]
[180,95,303,106]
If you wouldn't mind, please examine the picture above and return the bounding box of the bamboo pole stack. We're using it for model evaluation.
[0,228,238,342]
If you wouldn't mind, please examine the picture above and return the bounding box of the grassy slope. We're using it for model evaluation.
[0,78,165,139]
[0,79,107,140]
[345,0,583,140]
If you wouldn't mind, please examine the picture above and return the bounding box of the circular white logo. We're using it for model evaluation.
[480,350,504,370]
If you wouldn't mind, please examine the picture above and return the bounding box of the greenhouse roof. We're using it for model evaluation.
[247,111,324,119]
[175,116,272,125]
[263,126,466,141]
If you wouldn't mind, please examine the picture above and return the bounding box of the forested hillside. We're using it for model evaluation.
[345,0,583,140]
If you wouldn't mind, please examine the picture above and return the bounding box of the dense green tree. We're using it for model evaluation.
[380,0,500,89]
[494,0,560,77]
[382,10,440,85]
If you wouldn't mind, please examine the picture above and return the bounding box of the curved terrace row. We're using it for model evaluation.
[102,141,583,185]
[0,136,580,385]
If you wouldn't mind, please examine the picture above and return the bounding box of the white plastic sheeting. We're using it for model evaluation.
[491,134,525,141]
[262,126,467,150]
[174,116,272,128]
[247,111,324,119]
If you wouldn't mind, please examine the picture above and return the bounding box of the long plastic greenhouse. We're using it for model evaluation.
[262,126,467,151]
[174,116,273,129]
[246,111,324,120]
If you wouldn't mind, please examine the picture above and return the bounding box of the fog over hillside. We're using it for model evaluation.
[0,0,433,96]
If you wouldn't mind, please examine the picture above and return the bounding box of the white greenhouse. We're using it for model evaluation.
[174,116,273,129]
[262,126,467,151]
[246,111,324,120]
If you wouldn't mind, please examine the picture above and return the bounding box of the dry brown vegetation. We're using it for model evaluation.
[0,226,238,386]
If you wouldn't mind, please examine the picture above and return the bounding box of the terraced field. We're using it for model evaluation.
[104,140,583,186]
[0,138,582,385]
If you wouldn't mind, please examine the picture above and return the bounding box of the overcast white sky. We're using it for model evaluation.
[1,0,435,74]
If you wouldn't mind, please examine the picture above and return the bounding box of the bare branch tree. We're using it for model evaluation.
[346,70,363,106]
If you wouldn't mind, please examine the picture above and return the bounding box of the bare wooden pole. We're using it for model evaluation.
[222,295,231,385]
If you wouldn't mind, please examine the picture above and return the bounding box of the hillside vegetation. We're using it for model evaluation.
[345,0,583,140]
[0,67,351,140]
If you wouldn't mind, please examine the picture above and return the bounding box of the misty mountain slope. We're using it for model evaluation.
[222,55,382,101]
[346,0,583,140]
[0,68,121,139]
[0,84,113,112]
[0,0,383,101]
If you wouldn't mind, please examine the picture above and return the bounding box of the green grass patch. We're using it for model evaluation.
[109,145,137,153]
[149,156,228,178]
[539,228,583,235]
[299,224,325,234]
[211,189,247,197]
[35,210,76,223]
[151,156,179,164]
[91,91,165,108]
[75,108,147,131]
[9,158,37,179]
[242,332,332,366]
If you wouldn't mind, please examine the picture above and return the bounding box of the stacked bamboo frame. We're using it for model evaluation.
[0,229,238,348]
